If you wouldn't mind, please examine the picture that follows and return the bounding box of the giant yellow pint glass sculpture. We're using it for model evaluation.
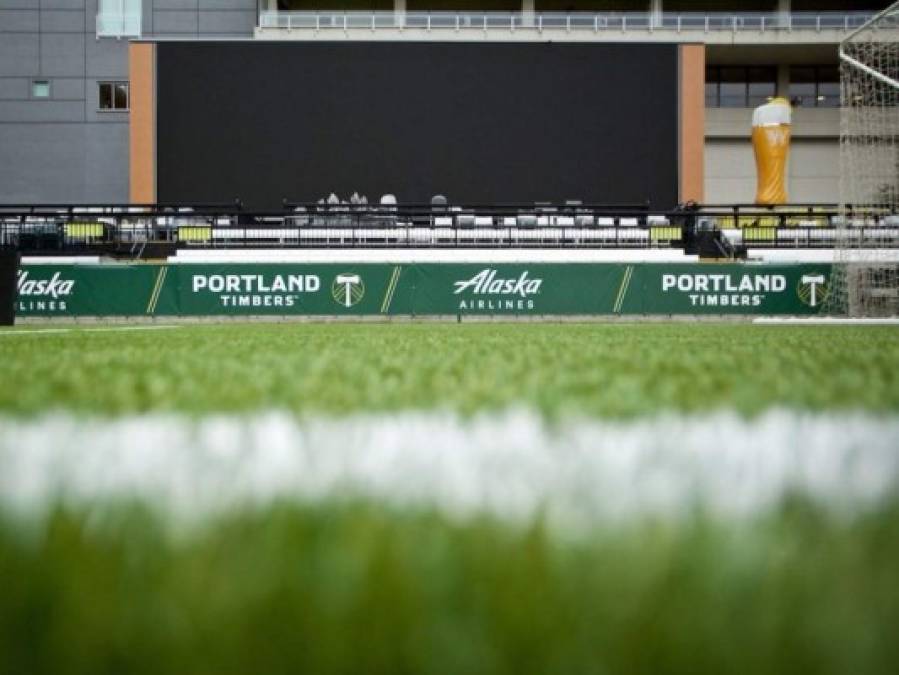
[752,97,792,205]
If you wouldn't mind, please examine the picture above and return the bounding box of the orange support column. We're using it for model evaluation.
[679,44,705,205]
[129,42,156,204]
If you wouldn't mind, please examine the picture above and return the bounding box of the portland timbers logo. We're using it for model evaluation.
[331,273,365,308]
[797,274,829,307]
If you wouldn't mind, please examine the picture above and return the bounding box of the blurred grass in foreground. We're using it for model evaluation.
[2,498,899,675]
[1,323,898,416]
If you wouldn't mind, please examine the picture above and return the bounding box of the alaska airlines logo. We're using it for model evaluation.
[453,269,542,297]
[17,271,75,298]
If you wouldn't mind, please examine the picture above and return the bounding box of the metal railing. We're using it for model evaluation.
[257,11,875,34]
[3,203,898,256]
[96,12,142,38]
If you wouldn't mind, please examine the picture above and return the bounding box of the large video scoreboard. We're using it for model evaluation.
[134,41,699,210]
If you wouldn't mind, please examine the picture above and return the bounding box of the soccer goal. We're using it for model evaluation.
[828,2,899,316]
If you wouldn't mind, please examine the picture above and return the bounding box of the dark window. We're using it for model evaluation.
[705,65,718,106]
[719,67,747,107]
[788,67,816,107]
[789,66,840,107]
[99,81,129,110]
[706,66,777,108]
[816,65,840,108]
[792,1,884,10]
[99,83,112,109]
[704,79,718,108]
[816,81,840,107]
[748,67,777,107]
[667,1,776,9]
[114,83,128,109]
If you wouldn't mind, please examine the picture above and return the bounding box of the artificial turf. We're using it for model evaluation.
[0,323,897,416]
[2,322,898,674]
[2,499,899,675]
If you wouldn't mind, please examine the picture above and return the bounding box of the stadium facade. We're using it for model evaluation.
[0,0,888,205]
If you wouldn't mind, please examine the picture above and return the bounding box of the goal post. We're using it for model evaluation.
[828,2,899,316]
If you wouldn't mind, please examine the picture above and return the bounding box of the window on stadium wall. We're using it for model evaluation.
[705,66,776,108]
[532,1,646,11]
[406,0,520,10]
[791,1,886,10]
[275,0,392,9]
[662,1,776,10]
[789,66,840,108]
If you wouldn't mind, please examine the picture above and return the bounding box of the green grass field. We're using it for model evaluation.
[1,323,898,416]
[2,323,899,674]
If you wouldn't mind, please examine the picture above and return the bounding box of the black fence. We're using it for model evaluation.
[1,202,897,258]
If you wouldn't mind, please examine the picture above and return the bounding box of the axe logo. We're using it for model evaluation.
[797,274,828,307]
[331,273,365,308]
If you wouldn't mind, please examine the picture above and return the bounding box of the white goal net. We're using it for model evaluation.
[830,2,899,316]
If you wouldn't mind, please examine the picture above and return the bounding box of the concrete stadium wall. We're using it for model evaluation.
[704,107,840,204]
[706,138,839,204]
[0,0,256,204]
[0,0,129,202]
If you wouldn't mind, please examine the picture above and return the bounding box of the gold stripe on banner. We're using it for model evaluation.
[380,266,402,313]
[613,266,634,314]
[145,266,167,315]
[153,267,168,313]
[621,266,634,312]
[389,266,402,311]
[380,266,399,313]
[145,269,162,314]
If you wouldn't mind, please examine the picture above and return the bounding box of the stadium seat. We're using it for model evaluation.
[650,226,681,243]
[619,229,649,242]
[64,222,105,240]
[178,226,211,243]
[743,227,776,242]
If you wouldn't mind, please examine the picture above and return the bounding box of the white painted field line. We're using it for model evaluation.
[0,325,181,336]
[1,409,897,525]
[754,317,899,325]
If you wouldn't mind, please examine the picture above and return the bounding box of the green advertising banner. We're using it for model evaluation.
[16,262,835,318]
[389,265,625,316]
[168,264,399,316]
[16,264,161,316]
[619,263,833,315]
